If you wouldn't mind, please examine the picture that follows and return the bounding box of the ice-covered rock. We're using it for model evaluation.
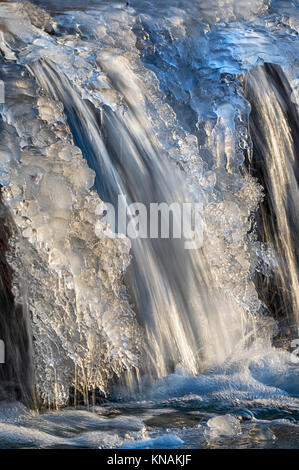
[232,408,255,421]
[205,414,242,439]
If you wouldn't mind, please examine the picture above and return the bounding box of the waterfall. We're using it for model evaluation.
[0,1,297,408]
[28,57,256,385]
[246,64,299,335]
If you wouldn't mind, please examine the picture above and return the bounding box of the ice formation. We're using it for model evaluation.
[0,1,297,406]
[205,414,242,439]
[0,2,143,406]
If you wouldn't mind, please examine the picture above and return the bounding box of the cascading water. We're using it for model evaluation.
[27,55,256,386]
[246,64,299,334]
[0,0,298,449]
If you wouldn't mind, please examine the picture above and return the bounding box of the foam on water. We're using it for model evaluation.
[144,340,299,403]
[0,340,298,449]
